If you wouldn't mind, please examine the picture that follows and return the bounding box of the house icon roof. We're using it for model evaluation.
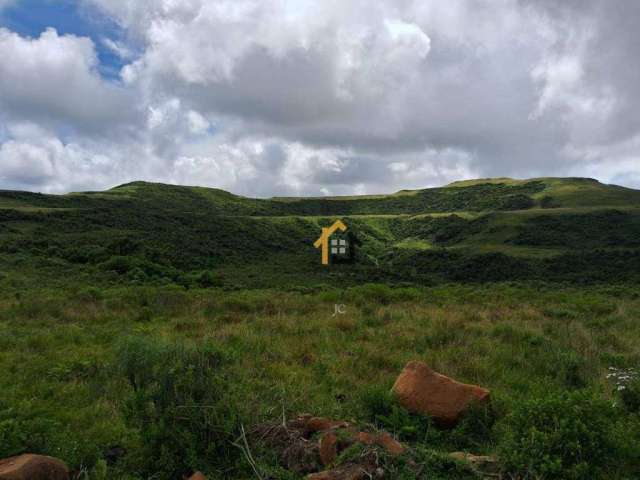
[314,220,347,265]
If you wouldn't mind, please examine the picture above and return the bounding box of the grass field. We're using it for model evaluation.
[1,281,640,479]
[1,177,640,479]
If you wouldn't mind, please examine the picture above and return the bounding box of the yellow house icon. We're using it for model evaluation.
[314,220,347,265]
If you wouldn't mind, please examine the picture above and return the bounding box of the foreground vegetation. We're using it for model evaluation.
[1,282,639,479]
[1,177,640,478]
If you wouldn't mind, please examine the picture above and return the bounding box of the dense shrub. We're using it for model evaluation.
[540,195,560,208]
[498,194,535,210]
[620,378,640,413]
[513,210,640,249]
[0,411,59,458]
[0,400,112,470]
[197,270,222,288]
[498,390,621,479]
[115,336,239,479]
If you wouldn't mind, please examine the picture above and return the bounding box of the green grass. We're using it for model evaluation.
[0,283,639,478]
[395,238,433,250]
[2,177,640,478]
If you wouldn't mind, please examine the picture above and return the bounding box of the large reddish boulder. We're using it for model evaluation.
[0,454,69,480]
[392,361,490,427]
[186,472,207,480]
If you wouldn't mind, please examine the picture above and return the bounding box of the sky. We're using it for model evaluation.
[0,0,639,197]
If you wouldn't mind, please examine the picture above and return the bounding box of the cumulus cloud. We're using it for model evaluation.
[0,0,638,195]
[0,28,138,135]
[0,123,121,192]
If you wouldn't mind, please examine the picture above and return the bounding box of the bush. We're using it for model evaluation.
[0,414,59,458]
[197,271,222,288]
[359,385,430,441]
[0,402,108,469]
[498,194,535,210]
[620,378,640,414]
[115,336,239,479]
[498,390,621,479]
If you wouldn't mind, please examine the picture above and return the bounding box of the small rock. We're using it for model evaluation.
[375,432,405,456]
[392,361,490,427]
[319,432,339,466]
[356,432,405,456]
[355,431,375,445]
[0,454,69,480]
[306,417,350,434]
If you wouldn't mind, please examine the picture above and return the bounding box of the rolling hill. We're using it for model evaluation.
[2,177,640,480]
[1,177,639,287]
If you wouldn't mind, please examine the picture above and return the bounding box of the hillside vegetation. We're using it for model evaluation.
[1,177,640,479]
[1,177,639,288]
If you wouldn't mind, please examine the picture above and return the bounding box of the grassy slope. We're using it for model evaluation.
[1,177,640,287]
[2,178,640,478]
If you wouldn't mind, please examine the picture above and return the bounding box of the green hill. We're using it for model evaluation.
[1,177,639,287]
[2,177,640,480]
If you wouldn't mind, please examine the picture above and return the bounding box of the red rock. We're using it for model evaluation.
[375,432,405,456]
[187,472,207,480]
[392,361,490,427]
[306,417,350,434]
[0,454,69,480]
[356,432,404,456]
[319,432,339,466]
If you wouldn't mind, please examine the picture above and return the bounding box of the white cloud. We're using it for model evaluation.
[0,28,137,133]
[0,0,638,194]
[0,123,122,192]
[101,37,134,59]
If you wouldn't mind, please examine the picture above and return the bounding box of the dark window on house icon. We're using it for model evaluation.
[329,231,361,264]
[330,237,348,256]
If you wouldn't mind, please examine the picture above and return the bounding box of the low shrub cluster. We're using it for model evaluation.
[498,390,629,480]
[359,385,640,480]
[115,336,240,480]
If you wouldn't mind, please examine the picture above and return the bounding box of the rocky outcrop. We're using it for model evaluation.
[257,414,405,478]
[392,361,490,426]
[0,454,69,480]
[318,430,405,467]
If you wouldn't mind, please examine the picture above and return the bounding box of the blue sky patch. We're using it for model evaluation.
[0,0,130,81]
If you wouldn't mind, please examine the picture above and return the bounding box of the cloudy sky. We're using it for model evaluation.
[0,0,639,196]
